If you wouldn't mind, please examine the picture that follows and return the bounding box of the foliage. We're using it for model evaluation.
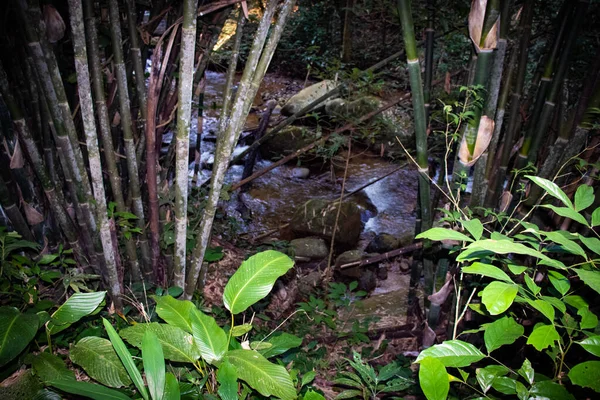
[414,177,600,399]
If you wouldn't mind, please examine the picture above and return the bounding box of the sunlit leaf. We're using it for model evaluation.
[483,317,524,353]
[568,361,600,393]
[418,357,449,400]
[527,324,560,351]
[415,227,473,242]
[480,282,518,315]
[415,340,485,367]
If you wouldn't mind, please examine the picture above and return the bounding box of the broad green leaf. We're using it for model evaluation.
[543,231,587,258]
[578,335,600,357]
[524,299,555,322]
[415,227,473,242]
[415,340,485,367]
[231,323,253,337]
[0,306,39,366]
[301,371,317,387]
[462,262,513,283]
[517,359,534,385]
[491,376,517,395]
[548,271,570,296]
[526,175,572,208]
[335,389,364,399]
[563,295,588,309]
[47,292,106,335]
[418,357,449,400]
[578,307,598,330]
[476,365,507,394]
[190,309,228,364]
[527,323,560,351]
[575,269,600,295]
[223,251,294,315]
[32,388,62,400]
[217,359,238,400]
[259,333,303,358]
[304,390,325,400]
[516,381,528,400]
[592,207,600,227]
[524,274,541,296]
[32,352,76,383]
[163,373,180,400]
[461,219,484,240]
[224,349,296,400]
[568,361,600,392]
[483,317,524,353]
[507,264,527,275]
[542,205,589,227]
[480,282,518,315]
[575,184,594,211]
[579,235,600,256]
[70,336,131,388]
[49,380,131,400]
[154,295,195,332]
[250,341,272,351]
[541,295,566,313]
[457,239,563,269]
[120,322,201,363]
[103,319,148,400]
[143,330,165,400]
[530,380,575,400]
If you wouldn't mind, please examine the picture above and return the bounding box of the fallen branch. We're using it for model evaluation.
[339,242,423,270]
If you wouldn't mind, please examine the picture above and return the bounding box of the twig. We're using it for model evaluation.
[339,242,423,269]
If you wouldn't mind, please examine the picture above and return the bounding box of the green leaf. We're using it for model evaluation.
[47,292,106,335]
[524,299,555,323]
[163,373,180,400]
[462,262,513,283]
[578,307,598,330]
[568,361,600,392]
[524,274,541,295]
[154,295,195,332]
[120,322,201,363]
[259,333,303,358]
[103,319,148,400]
[32,352,76,383]
[143,330,165,400]
[461,219,484,240]
[530,380,575,400]
[334,389,364,399]
[579,235,600,256]
[491,376,517,395]
[517,359,534,385]
[578,335,600,357]
[480,282,518,315]
[224,349,296,400]
[543,231,587,258]
[0,306,39,366]
[415,227,473,242]
[418,357,449,400]
[476,365,506,394]
[190,309,228,364]
[548,271,570,296]
[70,337,131,388]
[575,184,594,211]
[575,269,600,295]
[483,317,524,353]
[217,359,238,400]
[526,175,573,208]
[49,380,131,400]
[231,323,253,337]
[223,250,294,315]
[205,246,225,262]
[457,239,564,269]
[526,324,560,351]
[592,207,600,227]
[415,340,485,367]
[304,390,325,400]
[542,205,589,227]
[301,371,317,387]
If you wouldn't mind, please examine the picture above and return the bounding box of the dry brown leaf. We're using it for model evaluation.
[9,140,24,169]
[421,322,436,349]
[43,5,66,43]
[499,191,513,212]
[241,1,249,19]
[23,202,44,225]
[468,0,499,51]
[458,115,495,167]
[444,72,451,94]
[428,272,454,306]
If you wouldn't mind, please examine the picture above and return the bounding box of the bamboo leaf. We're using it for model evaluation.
[575,269,600,295]
[418,357,449,400]
[480,282,518,315]
[224,349,296,400]
[47,292,106,335]
[142,330,165,400]
[568,361,600,392]
[70,337,131,388]
[462,262,513,283]
[49,380,131,400]
[0,306,39,366]
[102,319,148,400]
[526,176,573,208]
[578,336,600,357]
[415,227,473,242]
[415,340,485,367]
[527,323,560,351]
[217,359,238,400]
[223,251,294,315]
[575,184,595,211]
[120,323,201,363]
[189,309,228,364]
[483,317,524,353]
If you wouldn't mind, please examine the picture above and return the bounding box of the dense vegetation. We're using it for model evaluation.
[1,0,600,399]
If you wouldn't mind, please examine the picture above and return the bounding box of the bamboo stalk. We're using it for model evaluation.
[184,0,295,299]
[173,0,199,289]
[0,173,34,241]
[107,0,152,280]
[424,0,435,124]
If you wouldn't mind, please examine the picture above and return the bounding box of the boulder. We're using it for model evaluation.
[261,126,315,160]
[325,96,382,118]
[291,167,310,179]
[366,232,414,253]
[290,237,329,260]
[336,250,365,279]
[291,199,362,248]
[281,80,337,116]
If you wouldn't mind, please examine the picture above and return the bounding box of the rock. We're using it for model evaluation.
[281,80,337,116]
[335,250,365,267]
[298,270,322,296]
[291,199,362,248]
[261,126,316,160]
[400,259,411,272]
[366,233,401,253]
[325,96,382,118]
[290,237,329,260]
[359,269,377,292]
[291,167,310,179]
[377,265,388,280]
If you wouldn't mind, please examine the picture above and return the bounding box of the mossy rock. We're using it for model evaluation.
[261,126,316,160]
[290,237,329,260]
[0,369,43,400]
[291,199,362,248]
[281,80,337,116]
